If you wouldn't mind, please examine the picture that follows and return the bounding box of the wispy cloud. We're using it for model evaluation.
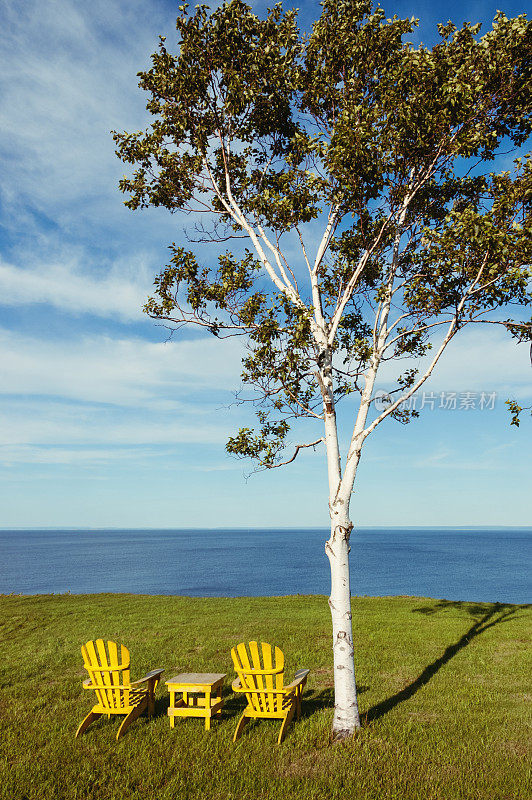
[0,444,159,466]
[0,0,173,230]
[0,442,243,467]
[0,325,248,463]
[0,254,152,321]
[414,448,501,471]
[0,392,246,468]
[0,328,244,407]
[375,325,532,400]
[0,397,234,447]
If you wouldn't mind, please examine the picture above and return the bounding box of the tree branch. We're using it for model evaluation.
[267,437,325,468]
[361,255,492,440]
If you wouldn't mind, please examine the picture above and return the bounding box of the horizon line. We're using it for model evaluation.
[1,525,531,531]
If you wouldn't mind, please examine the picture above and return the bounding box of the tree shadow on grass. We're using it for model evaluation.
[363,600,530,726]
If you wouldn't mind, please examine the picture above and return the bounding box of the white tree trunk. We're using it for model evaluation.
[326,517,360,738]
[317,343,361,740]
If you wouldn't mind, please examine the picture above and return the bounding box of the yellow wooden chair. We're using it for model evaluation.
[231,641,309,744]
[75,639,163,740]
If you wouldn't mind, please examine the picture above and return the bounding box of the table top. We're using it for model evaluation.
[165,673,226,687]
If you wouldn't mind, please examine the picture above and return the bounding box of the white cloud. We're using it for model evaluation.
[0,327,244,407]
[375,325,532,401]
[0,325,248,462]
[0,402,233,446]
[0,445,153,466]
[413,443,510,471]
[0,443,243,467]
[0,0,177,236]
[0,255,151,321]
[0,394,243,463]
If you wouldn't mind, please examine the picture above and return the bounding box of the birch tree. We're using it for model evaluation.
[114,0,532,740]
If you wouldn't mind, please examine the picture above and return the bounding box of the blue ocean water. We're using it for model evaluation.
[0,528,530,603]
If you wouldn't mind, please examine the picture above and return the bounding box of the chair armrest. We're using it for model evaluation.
[284,668,310,693]
[131,668,164,687]
[232,677,243,692]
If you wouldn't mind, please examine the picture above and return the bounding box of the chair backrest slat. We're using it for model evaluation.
[107,640,120,708]
[274,645,284,713]
[261,642,274,714]
[96,639,112,708]
[120,642,130,708]
[248,641,266,713]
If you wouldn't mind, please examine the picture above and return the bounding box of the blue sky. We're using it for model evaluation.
[0,0,530,528]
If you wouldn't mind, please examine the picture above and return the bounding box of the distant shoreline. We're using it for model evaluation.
[1,525,531,532]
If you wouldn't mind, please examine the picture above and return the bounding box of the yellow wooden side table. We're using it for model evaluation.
[166,673,226,730]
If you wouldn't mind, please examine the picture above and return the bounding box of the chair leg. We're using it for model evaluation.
[277,704,295,745]
[116,704,145,740]
[75,710,101,739]
[296,688,302,718]
[147,678,158,716]
[233,710,249,742]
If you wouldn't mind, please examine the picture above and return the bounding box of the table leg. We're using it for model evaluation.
[205,689,211,730]
[170,690,175,729]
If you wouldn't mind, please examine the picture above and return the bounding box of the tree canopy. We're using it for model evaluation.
[114,0,531,469]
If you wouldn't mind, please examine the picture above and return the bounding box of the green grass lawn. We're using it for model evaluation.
[0,593,529,800]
